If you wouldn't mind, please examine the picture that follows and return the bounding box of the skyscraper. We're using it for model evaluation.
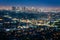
[12,7,16,10]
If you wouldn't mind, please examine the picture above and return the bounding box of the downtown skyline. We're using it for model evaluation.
[0,0,60,12]
[0,6,60,12]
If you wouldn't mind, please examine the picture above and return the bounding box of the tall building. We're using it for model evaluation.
[12,7,16,10]
[16,7,20,10]
[22,7,26,11]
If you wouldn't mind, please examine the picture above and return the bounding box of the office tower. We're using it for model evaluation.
[12,7,16,10]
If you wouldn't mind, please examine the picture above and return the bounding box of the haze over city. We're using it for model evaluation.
[0,0,60,12]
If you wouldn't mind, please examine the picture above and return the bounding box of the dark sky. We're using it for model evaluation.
[0,0,60,7]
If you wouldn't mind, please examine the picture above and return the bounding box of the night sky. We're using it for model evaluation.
[0,0,60,7]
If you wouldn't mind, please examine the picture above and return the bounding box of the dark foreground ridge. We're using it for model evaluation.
[0,27,60,40]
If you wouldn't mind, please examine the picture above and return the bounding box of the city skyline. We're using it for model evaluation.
[0,6,60,12]
[0,0,60,12]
